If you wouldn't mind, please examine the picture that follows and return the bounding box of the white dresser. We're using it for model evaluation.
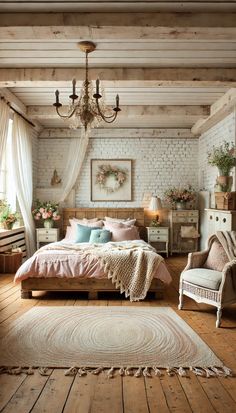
[205,209,236,239]
[146,227,169,257]
[36,228,60,250]
[169,210,199,254]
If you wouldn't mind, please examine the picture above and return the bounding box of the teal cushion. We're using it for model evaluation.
[89,229,112,244]
[182,268,222,290]
[75,224,100,243]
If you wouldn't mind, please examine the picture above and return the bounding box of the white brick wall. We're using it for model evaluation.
[36,136,199,207]
[198,111,236,192]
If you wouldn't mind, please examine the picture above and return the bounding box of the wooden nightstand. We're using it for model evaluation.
[147,227,169,257]
[36,228,60,250]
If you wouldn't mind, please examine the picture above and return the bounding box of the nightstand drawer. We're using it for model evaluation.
[149,235,167,242]
[148,228,168,235]
[37,234,57,242]
[37,229,58,235]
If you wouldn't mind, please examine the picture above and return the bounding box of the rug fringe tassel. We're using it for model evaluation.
[107,367,115,379]
[119,367,125,376]
[153,366,162,377]
[64,366,78,376]
[125,367,133,376]
[78,368,87,377]
[134,367,142,377]
[143,367,152,377]
[39,367,50,376]
[92,367,103,375]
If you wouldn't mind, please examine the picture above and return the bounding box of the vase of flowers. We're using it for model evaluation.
[0,200,19,230]
[32,200,61,227]
[164,185,196,210]
[208,141,236,192]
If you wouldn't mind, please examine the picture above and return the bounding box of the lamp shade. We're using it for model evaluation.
[149,196,162,211]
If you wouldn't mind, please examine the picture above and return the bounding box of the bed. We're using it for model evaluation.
[16,208,172,300]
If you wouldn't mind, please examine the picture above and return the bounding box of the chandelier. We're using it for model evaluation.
[53,41,121,131]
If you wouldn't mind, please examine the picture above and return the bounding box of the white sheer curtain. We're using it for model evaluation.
[11,114,35,257]
[0,98,10,172]
[59,130,89,202]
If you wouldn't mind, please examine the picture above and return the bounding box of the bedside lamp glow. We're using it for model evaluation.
[149,196,162,226]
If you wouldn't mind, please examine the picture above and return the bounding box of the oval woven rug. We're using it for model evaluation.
[0,306,224,373]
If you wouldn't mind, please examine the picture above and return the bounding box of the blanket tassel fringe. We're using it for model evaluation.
[0,365,233,378]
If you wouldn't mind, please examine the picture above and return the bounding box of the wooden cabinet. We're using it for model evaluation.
[169,210,199,254]
[205,209,236,238]
[146,227,169,257]
[36,228,60,250]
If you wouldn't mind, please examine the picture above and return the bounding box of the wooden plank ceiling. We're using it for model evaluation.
[0,1,235,130]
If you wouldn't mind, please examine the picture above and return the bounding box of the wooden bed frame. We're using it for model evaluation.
[21,208,165,299]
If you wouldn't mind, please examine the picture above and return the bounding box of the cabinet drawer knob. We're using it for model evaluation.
[223,218,226,223]
[216,217,219,222]
[210,215,213,220]
[45,237,49,240]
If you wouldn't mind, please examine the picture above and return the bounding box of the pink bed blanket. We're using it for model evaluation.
[14,240,172,285]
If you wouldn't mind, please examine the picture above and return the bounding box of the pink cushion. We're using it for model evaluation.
[104,216,136,226]
[204,239,229,272]
[104,222,140,242]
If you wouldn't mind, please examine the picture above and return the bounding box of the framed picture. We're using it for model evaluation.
[91,159,132,201]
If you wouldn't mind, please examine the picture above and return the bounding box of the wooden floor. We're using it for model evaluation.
[0,255,236,413]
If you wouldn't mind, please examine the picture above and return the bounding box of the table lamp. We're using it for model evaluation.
[149,196,162,226]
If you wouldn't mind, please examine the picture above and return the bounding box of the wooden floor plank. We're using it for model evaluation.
[90,373,123,413]
[197,376,236,413]
[145,376,170,413]
[123,376,149,413]
[30,369,74,413]
[160,374,192,413]
[63,374,98,413]
[0,374,27,411]
[178,374,216,413]
[1,371,53,413]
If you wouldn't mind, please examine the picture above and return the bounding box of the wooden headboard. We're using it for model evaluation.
[62,208,145,234]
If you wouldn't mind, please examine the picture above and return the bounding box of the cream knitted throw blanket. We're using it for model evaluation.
[37,241,164,301]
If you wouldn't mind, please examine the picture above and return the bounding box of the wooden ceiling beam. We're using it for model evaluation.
[39,128,197,140]
[0,13,236,40]
[191,88,236,135]
[27,105,209,120]
[1,68,236,88]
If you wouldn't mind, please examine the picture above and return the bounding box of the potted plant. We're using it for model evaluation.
[164,185,196,210]
[32,200,61,228]
[0,200,19,230]
[207,141,236,192]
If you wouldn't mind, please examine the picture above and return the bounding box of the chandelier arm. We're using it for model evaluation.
[56,106,77,119]
[95,98,118,121]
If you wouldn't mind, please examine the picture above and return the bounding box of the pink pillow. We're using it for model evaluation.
[204,239,229,272]
[104,216,136,226]
[104,222,140,242]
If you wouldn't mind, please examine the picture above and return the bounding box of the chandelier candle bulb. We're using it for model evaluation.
[116,95,119,108]
[72,79,76,96]
[96,79,100,95]
[55,90,59,105]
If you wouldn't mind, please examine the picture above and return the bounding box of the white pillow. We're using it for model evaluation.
[104,216,136,226]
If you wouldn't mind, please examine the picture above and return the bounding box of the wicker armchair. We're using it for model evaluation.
[178,235,236,328]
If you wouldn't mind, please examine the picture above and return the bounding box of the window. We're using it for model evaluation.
[0,118,16,210]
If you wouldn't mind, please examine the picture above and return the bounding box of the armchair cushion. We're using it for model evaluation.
[203,239,229,272]
[182,268,222,290]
